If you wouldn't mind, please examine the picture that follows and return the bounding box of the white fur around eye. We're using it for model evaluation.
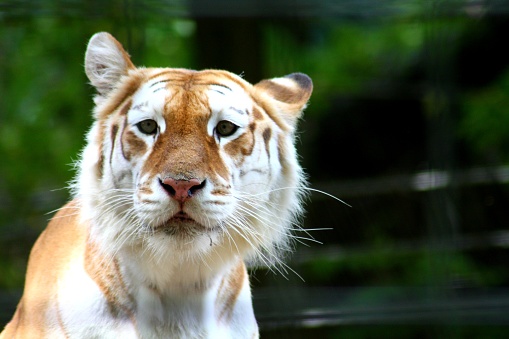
[207,90,251,142]
[129,82,169,134]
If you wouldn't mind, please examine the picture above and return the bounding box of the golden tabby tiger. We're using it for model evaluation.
[1,32,312,338]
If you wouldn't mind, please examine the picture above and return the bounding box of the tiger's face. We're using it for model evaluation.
[79,33,312,270]
[109,71,285,241]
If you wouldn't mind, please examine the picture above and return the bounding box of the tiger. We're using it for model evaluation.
[0,32,312,339]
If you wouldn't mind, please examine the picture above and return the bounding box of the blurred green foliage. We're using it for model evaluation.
[1,20,90,195]
[460,68,509,161]
[263,21,425,114]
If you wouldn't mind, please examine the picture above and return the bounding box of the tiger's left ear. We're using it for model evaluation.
[254,73,313,129]
[85,32,136,97]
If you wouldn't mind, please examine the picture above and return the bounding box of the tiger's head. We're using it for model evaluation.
[76,32,312,281]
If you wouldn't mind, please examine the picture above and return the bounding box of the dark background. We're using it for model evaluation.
[2,1,509,337]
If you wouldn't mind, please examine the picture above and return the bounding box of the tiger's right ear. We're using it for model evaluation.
[254,73,313,130]
[85,32,135,97]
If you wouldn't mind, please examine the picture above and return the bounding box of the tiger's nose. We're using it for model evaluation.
[160,177,206,202]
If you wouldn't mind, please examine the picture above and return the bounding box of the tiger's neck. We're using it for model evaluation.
[84,225,235,297]
[84,228,243,310]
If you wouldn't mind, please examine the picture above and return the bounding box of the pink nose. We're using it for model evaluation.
[160,178,205,202]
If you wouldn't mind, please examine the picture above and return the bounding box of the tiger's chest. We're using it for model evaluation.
[57,252,255,339]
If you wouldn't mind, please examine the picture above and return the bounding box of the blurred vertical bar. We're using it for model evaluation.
[189,0,263,84]
[422,0,461,305]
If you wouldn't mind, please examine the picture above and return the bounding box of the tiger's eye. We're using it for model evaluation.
[137,119,158,135]
[215,120,238,138]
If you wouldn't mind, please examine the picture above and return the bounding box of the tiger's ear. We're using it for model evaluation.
[85,32,135,96]
[254,73,313,129]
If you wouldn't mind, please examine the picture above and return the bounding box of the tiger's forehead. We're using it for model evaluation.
[130,69,253,116]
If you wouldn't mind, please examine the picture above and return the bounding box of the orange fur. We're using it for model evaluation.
[2,201,84,338]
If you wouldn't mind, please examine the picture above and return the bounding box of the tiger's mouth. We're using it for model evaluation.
[170,211,195,223]
[155,211,212,237]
